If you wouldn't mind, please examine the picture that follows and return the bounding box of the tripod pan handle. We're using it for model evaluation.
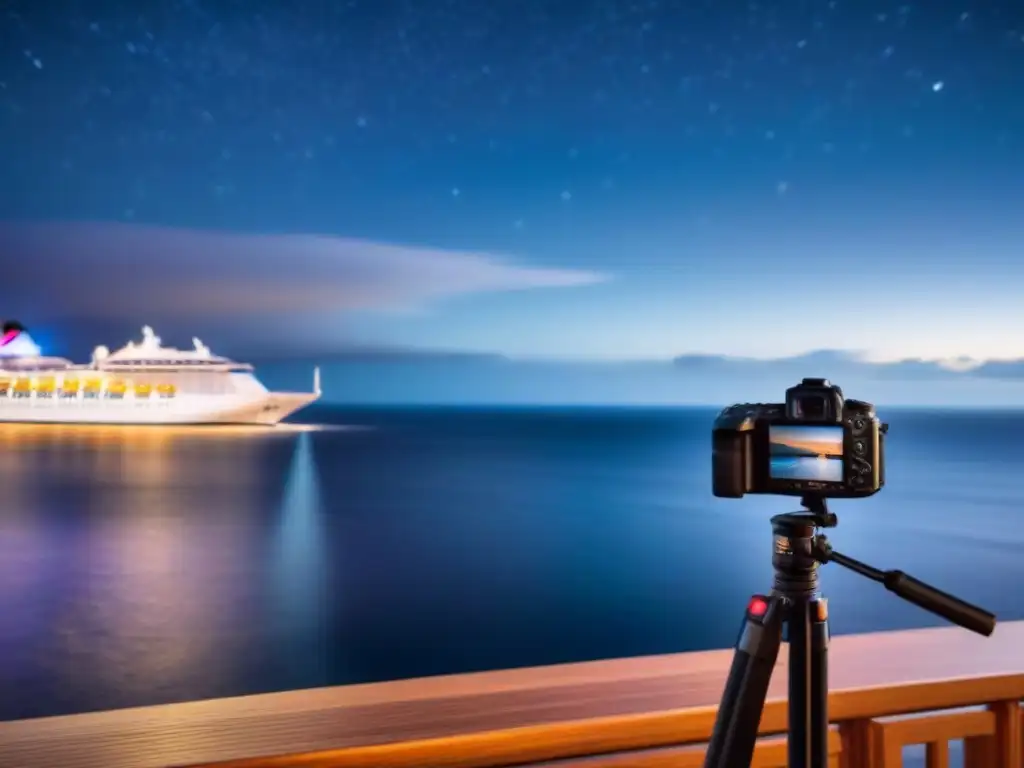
[883,571,996,637]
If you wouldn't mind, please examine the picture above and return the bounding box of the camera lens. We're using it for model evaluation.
[799,395,826,420]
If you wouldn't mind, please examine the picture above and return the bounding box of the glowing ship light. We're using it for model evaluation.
[0,328,42,357]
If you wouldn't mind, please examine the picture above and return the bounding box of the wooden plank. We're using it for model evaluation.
[0,621,1022,768]
[873,710,995,745]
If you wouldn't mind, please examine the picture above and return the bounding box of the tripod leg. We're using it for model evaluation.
[702,594,784,768]
[787,596,831,768]
[810,598,831,765]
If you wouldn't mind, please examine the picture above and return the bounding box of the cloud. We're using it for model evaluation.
[972,360,1024,379]
[254,352,1024,406]
[673,349,1024,382]
[0,221,607,321]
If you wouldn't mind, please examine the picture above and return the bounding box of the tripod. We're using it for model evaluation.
[702,496,997,768]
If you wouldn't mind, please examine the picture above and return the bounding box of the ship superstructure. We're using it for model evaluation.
[0,324,320,425]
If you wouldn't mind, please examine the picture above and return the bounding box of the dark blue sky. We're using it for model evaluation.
[1,1,1023,370]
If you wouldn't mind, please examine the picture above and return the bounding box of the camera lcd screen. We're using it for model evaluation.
[768,425,844,482]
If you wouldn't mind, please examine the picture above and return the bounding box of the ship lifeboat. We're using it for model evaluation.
[83,378,102,398]
[0,376,9,396]
[134,382,152,398]
[156,383,177,398]
[106,380,126,399]
[13,377,31,398]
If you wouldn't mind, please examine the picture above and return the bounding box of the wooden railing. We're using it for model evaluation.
[190,680,1023,768]
[1,621,1022,768]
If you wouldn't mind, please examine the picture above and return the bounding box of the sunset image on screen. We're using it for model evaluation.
[769,425,844,482]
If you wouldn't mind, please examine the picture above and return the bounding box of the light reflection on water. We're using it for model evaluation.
[269,433,330,682]
[0,423,325,718]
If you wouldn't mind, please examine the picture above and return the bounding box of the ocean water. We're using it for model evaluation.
[0,406,1021,722]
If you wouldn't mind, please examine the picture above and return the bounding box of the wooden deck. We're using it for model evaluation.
[1,621,1022,768]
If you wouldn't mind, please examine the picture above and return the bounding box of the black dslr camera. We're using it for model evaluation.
[712,378,886,499]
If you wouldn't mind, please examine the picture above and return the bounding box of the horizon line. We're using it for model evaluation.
[297,401,1024,411]
[248,348,1021,368]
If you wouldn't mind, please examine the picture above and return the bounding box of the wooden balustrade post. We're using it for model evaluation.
[839,719,875,768]
[867,720,904,768]
[963,733,992,768]
[924,741,950,768]
[987,700,1022,768]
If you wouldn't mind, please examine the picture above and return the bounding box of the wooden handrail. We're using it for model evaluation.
[186,680,1024,768]
[1,622,1022,768]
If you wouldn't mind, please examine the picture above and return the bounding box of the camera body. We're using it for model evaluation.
[712,378,886,499]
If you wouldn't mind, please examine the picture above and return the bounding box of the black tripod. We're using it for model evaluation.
[702,496,997,768]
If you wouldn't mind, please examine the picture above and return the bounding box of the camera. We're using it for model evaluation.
[712,378,886,499]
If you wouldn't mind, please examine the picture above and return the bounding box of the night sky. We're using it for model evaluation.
[1,1,1023,375]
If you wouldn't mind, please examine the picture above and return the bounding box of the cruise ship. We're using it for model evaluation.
[0,322,320,425]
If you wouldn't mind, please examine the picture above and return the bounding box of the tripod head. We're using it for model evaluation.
[797,494,837,528]
[772,494,995,637]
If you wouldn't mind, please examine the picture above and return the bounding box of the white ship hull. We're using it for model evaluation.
[0,391,319,426]
[0,325,322,427]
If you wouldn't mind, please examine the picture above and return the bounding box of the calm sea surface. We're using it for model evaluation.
[0,406,1021,722]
